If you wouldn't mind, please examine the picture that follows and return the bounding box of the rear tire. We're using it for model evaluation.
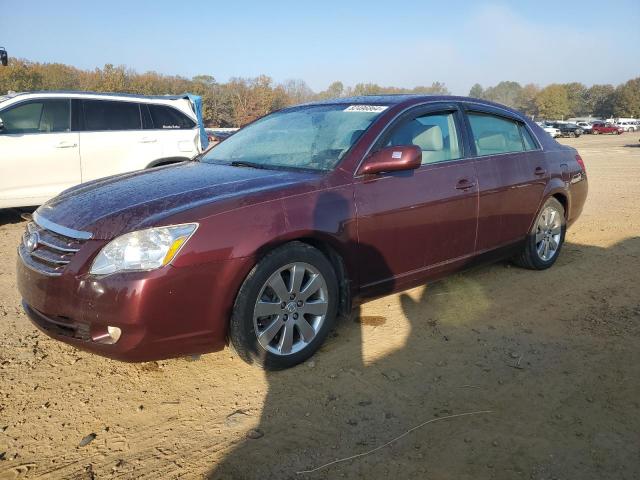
[514,197,566,270]
[230,242,338,370]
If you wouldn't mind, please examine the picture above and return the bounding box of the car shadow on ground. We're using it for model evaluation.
[0,207,34,226]
[206,232,640,480]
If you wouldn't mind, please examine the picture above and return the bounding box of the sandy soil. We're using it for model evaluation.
[1,134,639,480]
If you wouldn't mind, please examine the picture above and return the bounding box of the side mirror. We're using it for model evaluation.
[358,145,422,175]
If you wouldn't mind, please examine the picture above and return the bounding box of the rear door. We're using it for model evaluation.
[463,105,547,251]
[143,103,199,160]
[354,104,478,293]
[79,99,162,182]
[0,98,80,207]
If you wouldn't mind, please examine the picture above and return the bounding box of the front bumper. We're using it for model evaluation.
[17,254,252,362]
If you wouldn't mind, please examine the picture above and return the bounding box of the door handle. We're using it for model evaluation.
[139,137,157,143]
[455,179,476,190]
[534,167,547,176]
[55,142,78,148]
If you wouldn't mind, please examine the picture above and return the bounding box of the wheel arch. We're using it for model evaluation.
[251,232,355,321]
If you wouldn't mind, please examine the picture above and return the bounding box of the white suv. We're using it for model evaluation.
[0,91,207,208]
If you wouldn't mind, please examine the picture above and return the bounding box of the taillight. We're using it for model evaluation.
[575,154,585,172]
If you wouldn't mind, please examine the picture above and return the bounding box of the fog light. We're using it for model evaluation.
[107,326,122,343]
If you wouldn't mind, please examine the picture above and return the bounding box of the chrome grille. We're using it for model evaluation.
[19,215,90,276]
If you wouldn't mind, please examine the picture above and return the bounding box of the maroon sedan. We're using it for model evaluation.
[17,96,588,369]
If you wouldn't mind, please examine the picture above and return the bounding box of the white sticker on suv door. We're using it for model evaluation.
[344,105,388,113]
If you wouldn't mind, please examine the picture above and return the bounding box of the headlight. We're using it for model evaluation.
[90,223,198,275]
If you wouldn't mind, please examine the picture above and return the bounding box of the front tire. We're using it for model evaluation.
[514,197,566,270]
[230,242,339,370]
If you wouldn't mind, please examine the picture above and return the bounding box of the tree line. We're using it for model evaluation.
[469,79,640,120]
[1,59,638,126]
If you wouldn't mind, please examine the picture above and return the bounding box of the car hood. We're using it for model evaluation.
[36,162,320,239]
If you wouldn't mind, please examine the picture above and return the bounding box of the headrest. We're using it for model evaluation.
[413,125,443,151]
[477,133,506,150]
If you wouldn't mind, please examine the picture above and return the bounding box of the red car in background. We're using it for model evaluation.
[591,122,624,135]
[16,95,588,369]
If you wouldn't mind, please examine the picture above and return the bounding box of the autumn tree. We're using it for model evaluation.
[536,84,570,119]
[612,78,640,118]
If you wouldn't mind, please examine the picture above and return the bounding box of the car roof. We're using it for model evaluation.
[305,94,512,107]
[0,90,192,102]
[301,94,525,116]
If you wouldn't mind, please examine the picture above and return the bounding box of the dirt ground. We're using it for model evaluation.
[1,133,639,480]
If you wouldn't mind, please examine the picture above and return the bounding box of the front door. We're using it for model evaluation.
[354,106,478,294]
[0,99,80,208]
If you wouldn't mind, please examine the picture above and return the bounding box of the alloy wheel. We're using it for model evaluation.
[535,206,562,261]
[253,262,329,356]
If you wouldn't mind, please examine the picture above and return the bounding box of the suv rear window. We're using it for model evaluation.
[468,113,526,156]
[146,104,195,130]
[83,100,141,131]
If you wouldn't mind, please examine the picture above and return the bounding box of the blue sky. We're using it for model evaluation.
[1,0,638,94]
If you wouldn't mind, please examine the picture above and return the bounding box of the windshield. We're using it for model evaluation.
[200,104,386,171]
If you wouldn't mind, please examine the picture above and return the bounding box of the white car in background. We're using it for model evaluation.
[616,121,637,132]
[537,122,561,138]
[0,91,207,208]
[576,121,593,133]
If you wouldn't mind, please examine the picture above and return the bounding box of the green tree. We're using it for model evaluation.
[468,83,484,98]
[483,81,522,108]
[563,82,589,117]
[536,84,570,119]
[515,83,540,117]
[320,81,344,99]
[586,84,615,118]
[612,78,640,117]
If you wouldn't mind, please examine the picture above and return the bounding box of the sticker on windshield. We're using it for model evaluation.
[344,105,388,113]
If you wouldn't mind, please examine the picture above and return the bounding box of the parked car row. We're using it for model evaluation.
[537,120,627,137]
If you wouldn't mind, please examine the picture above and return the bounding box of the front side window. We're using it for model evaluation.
[385,111,461,164]
[0,100,70,134]
[201,104,385,171]
[84,100,141,131]
[468,113,526,156]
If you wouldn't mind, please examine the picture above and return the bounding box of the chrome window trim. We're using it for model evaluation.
[33,211,93,240]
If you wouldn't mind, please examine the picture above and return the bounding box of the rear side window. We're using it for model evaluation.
[0,100,70,134]
[146,104,195,129]
[519,125,538,151]
[468,113,525,156]
[84,100,141,131]
[385,111,461,164]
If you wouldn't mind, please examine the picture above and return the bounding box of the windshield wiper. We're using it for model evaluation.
[229,160,270,170]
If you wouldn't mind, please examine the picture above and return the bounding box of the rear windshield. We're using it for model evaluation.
[200,104,386,171]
